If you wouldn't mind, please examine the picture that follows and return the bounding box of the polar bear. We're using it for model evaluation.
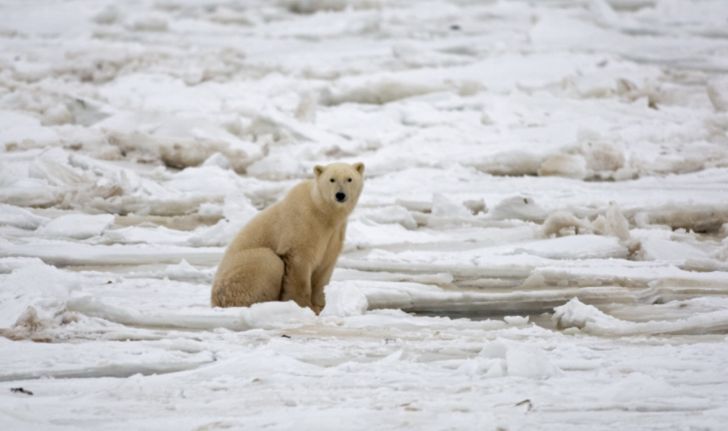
[211,162,365,314]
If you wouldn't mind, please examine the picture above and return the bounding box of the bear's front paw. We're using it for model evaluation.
[311,304,323,315]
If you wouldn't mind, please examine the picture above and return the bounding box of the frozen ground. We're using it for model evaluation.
[1,0,728,429]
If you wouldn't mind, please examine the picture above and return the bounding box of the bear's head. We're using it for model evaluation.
[313,162,365,214]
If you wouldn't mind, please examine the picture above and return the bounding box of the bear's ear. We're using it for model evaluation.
[314,165,325,178]
[353,162,365,175]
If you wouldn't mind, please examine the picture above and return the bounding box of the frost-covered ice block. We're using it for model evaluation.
[0,338,214,380]
[553,298,728,336]
[0,240,222,266]
[37,213,115,240]
[66,297,316,331]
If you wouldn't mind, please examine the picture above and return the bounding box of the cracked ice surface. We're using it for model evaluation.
[1,0,728,429]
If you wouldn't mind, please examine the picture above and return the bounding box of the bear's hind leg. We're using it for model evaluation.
[211,248,284,307]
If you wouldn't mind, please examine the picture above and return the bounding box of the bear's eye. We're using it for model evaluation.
[329,178,335,183]
[347,178,352,182]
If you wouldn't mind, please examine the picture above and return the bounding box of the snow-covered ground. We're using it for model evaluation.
[2,0,728,429]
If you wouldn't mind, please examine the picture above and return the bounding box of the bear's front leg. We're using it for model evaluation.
[311,264,334,315]
[280,255,313,310]
[310,224,345,315]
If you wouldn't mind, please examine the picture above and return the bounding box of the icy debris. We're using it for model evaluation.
[42,104,73,125]
[477,137,627,180]
[638,237,710,265]
[223,189,259,223]
[0,111,58,149]
[706,77,728,112]
[240,301,317,329]
[0,257,46,274]
[577,131,626,173]
[188,220,237,247]
[0,340,215,381]
[606,372,676,402]
[101,225,191,246]
[93,5,122,25]
[431,193,472,219]
[713,238,728,261]
[614,77,663,109]
[512,235,627,260]
[475,151,542,176]
[591,202,630,241]
[284,0,383,14]
[131,15,169,32]
[538,153,588,179]
[0,239,222,267]
[0,262,78,331]
[295,91,318,122]
[644,203,728,233]
[541,203,630,242]
[0,171,60,208]
[67,296,316,331]
[38,213,115,240]
[489,196,547,222]
[245,152,306,181]
[503,315,529,325]
[553,298,620,331]
[463,198,487,215]
[164,259,210,282]
[202,152,232,170]
[553,298,728,335]
[321,283,369,317]
[0,204,49,229]
[359,205,417,229]
[459,340,560,379]
[29,148,90,186]
[106,130,255,173]
[541,211,591,237]
[188,192,258,247]
[321,77,446,106]
[395,199,432,214]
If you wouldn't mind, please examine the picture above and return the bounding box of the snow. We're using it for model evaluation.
[2,0,728,429]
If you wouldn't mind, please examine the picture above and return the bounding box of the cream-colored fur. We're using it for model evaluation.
[211,162,365,314]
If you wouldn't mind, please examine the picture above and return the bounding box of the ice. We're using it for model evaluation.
[0,204,48,230]
[37,213,115,240]
[320,282,369,317]
[0,261,77,330]
[2,0,728,429]
[553,297,728,336]
[538,153,588,180]
[457,340,561,379]
[489,196,548,222]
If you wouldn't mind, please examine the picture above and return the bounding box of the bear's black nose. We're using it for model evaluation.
[336,192,347,202]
